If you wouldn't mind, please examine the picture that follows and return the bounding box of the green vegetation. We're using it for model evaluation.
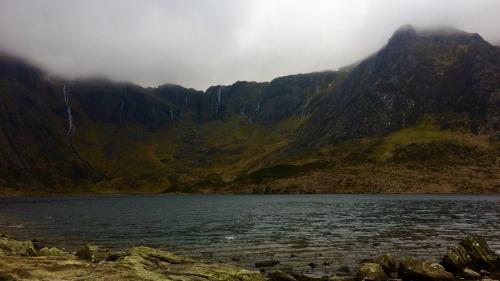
[373,116,467,161]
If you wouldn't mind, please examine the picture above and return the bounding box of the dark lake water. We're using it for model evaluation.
[0,194,498,273]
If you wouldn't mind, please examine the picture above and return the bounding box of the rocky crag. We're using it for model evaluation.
[1,25,499,195]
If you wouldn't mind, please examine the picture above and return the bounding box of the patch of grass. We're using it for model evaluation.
[373,116,465,161]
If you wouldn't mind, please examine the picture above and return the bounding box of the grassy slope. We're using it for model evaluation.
[228,116,499,194]
[68,114,304,193]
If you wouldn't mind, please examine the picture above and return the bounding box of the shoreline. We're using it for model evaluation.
[1,192,499,198]
[1,234,499,281]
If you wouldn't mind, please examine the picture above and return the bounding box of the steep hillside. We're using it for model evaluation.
[0,26,499,195]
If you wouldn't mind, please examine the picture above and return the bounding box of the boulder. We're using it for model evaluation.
[38,247,64,256]
[268,270,298,281]
[125,246,188,264]
[373,254,397,275]
[255,260,280,268]
[460,235,500,270]
[30,240,44,251]
[117,246,265,281]
[399,256,454,281]
[0,235,37,257]
[76,244,109,262]
[356,262,387,281]
[461,268,481,279]
[442,245,473,273]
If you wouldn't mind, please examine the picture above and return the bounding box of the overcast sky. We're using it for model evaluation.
[1,0,499,90]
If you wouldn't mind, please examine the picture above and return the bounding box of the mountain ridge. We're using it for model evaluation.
[0,25,499,195]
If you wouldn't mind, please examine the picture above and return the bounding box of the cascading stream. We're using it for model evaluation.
[62,85,75,136]
[215,86,222,119]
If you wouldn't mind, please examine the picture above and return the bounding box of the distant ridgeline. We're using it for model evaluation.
[0,25,499,195]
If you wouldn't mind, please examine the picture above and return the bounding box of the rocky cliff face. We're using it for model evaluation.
[0,26,499,194]
[297,26,500,146]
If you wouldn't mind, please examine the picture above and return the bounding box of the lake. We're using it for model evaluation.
[0,194,498,274]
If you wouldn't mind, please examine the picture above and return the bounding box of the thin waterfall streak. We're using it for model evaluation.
[215,86,222,119]
[63,85,74,136]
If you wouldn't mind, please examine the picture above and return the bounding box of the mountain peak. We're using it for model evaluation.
[387,25,418,46]
[387,25,488,49]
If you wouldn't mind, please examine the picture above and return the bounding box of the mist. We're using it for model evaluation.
[0,0,499,90]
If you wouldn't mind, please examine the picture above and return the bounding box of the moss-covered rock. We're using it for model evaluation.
[373,254,397,275]
[399,257,454,281]
[459,235,500,271]
[0,235,37,257]
[442,245,473,273]
[356,262,387,281]
[76,244,113,262]
[38,247,65,256]
[115,246,265,281]
[460,268,481,279]
[126,246,188,264]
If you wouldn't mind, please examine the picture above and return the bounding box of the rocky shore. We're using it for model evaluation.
[0,234,499,281]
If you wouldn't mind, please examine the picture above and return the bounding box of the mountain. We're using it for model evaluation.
[0,26,499,195]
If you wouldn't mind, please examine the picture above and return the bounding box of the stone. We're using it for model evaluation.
[0,236,37,257]
[0,273,16,281]
[460,235,500,270]
[38,247,64,256]
[442,245,473,273]
[461,268,481,279]
[399,256,454,281]
[30,240,44,251]
[76,244,109,262]
[117,246,265,280]
[356,262,387,281]
[126,246,188,264]
[268,270,298,281]
[255,260,280,268]
[2,237,266,281]
[373,254,397,275]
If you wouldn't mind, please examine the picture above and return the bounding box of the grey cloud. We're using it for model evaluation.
[0,0,499,90]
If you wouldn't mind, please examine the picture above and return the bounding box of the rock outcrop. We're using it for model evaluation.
[356,262,387,281]
[1,234,499,281]
[0,234,37,257]
[0,235,265,281]
[398,257,455,281]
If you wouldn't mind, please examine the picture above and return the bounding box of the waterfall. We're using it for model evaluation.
[215,86,222,118]
[241,105,246,116]
[256,102,260,112]
[62,85,74,135]
[301,100,310,118]
[170,108,174,120]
